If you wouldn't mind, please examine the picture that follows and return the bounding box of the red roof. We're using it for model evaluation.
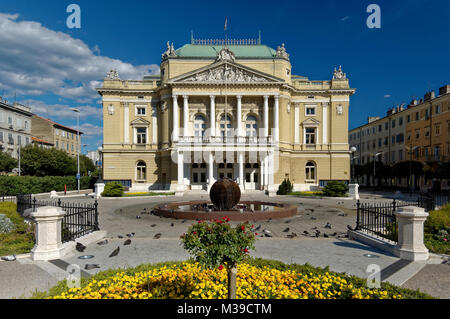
[32,136,54,145]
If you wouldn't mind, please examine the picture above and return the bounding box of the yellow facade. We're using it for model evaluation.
[98,40,355,192]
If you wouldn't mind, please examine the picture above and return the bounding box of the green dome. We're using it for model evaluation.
[175,44,277,59]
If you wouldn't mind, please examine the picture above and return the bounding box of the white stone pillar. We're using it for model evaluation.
[322,102,328,145]
[294,103,300,144]
[176,151,184,195]
[260,156,265,190]
[238,151,244,190]
[236,95,242,137]
[172,95,179,142]
[394,206,429,261]
[208,152,215,190]
[210,95,216,137]
[30,206,65,261]
[264,155,269,190]
[274,95,279,142]
[183,95,189,137]
[263,95,269,137]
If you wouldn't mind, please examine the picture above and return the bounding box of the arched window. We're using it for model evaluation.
[305,161,316,181]
[136,161,146,181]
[194,115,206,137]
[219,115,232,137]
[246,115,258,137]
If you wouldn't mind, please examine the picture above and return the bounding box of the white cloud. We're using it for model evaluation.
[0,13,160,101]
[20,99,102,119]
[79,123,102,137]
[340,16,350,22]
[384,94,392,98]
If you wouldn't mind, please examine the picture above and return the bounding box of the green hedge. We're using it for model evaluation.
[0,176,97,196]
[101,182,124,197]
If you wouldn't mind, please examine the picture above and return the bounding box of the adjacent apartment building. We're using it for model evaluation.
[349,84,450,190]
[98,37,355,192]
[31,115,83,157]
[0,97,33,159]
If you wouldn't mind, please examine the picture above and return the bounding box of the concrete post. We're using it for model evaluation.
[95,182,105,199]
[348,183,359,200]
[394,206,429,261]
[30,206,65,261]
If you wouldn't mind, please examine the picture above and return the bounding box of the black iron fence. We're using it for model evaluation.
[15,194,99,243]
[418,192,450,211]
[355,199,422,243]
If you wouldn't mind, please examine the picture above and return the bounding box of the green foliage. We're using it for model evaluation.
[80,155,96,176]
[101,182,124,197]
[322,181,348,197]
[181,218,256,269]
[0,151,18,173]
[422,205,450,254]
[0,175,95,195]
[20,144,76,176]
[0,202,35,256]
[277,179,293,195]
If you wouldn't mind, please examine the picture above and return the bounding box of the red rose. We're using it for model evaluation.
[241,225,246,231]
[255,233,258,236]
[193,231,197,235]
[218,265,224,270]
[243,248,249,253]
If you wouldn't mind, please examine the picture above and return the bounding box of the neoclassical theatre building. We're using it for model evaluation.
[97,37,355,193]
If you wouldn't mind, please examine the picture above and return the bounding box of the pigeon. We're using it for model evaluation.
[97,240,108,246]
[263,229,272,235]
[303,231,310,236]
[118,235,124,239]
[291,232,298,237]
[151,224,157,227]
[76,242,86,252]
[311,217,317,220]
[347,225,354,231]
[312,226,318,230]
[315,230,321,235]
[286,234,295,239]
[126,233,135,237]
[171,223,174,227]
[283,228,290,233]
[124,239,132,245]
[182,220,186,223]
[1,255,16,261]
[331,232,338,236]
[109,247,120,257]
[325,222,332,229]
[314,232,320,238]
[285,220,291,224]
[154,233,162,239]
[254,225,261,231]
[324,233,329,238]
[85,264,100,270]
[338,212,346,217]
[265,233,273,238]
[136,216,141,219]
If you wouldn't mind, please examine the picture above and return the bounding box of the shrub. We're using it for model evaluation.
[277,179,293,195]
[101,182,124,197]
[424,204,450,234]
[0,176,96,196]
[322,181,348,197]
[0,202,35,256]
[181,217,256,299]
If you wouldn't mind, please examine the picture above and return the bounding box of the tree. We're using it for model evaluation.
[80,155,95,176]
[181,218,256,299]
[322,181,348,197]
[0,151,17,173]
[20,145,77,176]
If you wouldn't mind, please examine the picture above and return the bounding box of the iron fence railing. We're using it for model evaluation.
[355,199,421,243]
[15,195,99,243]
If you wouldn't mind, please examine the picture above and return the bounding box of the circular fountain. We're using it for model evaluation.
[154,178,297,221]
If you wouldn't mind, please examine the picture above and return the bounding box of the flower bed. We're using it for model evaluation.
[38,259,432,299]
[123,192,175,197]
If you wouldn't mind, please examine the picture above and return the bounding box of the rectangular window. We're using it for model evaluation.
[136,127,147,144]
[407,115,410,123]
[67,143,69,151]
[392,135,395,145]
[378,125,382,132]
[55,128,59,136]
[385,122,388,130]
[436,104,441,114]
[305,128,316,145]
[391,151,395,162]
[136,106,147,115]
[399,117,403,126]
[435,125,441,136]
[25,137,29,145]
[396,134,404,143]
[392,119,396,128]
[56,141,59,148]
[399,150,403,161]
[305,105,316,116]
[434,146,441,160]
[8,133,13,145]
[62,142,65,149]
[415,129,420,139]
[416,112,419,120]
[17,135,22,145]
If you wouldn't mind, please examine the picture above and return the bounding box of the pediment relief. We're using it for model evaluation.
[301,118,320,126]
[131,117,150,126]
[170,61,283,84]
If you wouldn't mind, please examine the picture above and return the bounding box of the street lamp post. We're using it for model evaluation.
[350,146,357,183]
[72,108,80,193]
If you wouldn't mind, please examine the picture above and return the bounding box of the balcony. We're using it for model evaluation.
[175,135,274,146]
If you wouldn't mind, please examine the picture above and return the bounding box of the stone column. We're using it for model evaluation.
[322,102,328,145]
[210,95,216,137]
[236,95,242,137]
[394,206,429,261]
[183,95,189,137]
[238,151,244,190]
[124,103,129,144]
[273,95,279,142]
[207,152,215,191]
[176,151,184,195]
[264,155,269,190]
[30,206,65,261]
[263,95,269,137]
[172,95,179,142]
[260,156,265,190]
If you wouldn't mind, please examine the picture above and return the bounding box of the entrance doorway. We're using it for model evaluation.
[245,163,260,190]
[191,163,207,190]
[218,163,234,180]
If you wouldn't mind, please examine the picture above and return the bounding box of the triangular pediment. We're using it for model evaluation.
[169,60,284,84]
[301,118,320,125]
[130,117,150,125]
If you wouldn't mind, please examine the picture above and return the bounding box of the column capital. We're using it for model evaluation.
[274,95,280,101]
[172,95,178,100]
[236,95,243,100]
[263,95,269,100]
[209,95,216,100]
[182,95,189,100]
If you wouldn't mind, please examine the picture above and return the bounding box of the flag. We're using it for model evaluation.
[224,17,227,31]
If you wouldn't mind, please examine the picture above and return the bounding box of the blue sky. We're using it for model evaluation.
[0,0,449,152]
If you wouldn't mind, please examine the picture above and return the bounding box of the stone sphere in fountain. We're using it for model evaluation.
[209,178,241,210]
